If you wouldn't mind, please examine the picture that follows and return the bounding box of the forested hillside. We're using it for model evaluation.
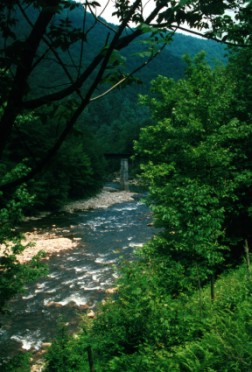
[1,2,251,371]
[1,8,226,210]
[83,27,227,155]
[42,47,252,372]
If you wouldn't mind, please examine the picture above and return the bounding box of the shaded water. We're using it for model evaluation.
[0,197,155,359]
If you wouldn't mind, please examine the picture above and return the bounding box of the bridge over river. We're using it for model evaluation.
[104,153,132,191]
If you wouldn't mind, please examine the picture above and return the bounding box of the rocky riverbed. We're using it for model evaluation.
[1,188,137,264]
[1,186,151,372]
[61,187,135,213]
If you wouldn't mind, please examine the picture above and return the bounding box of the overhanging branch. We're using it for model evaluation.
[151,22,250,48]
[0,0,144,191]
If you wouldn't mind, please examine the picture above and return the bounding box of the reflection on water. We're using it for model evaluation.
[0,198,155,359]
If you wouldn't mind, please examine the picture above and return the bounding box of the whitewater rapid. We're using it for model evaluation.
[0,198,155,359]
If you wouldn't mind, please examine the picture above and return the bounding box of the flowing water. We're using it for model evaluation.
[0,195,155,360]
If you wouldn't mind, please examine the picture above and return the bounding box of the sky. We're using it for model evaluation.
[91,1,155,25]
[87,1,238,40]
[90,1,202,37]
[99,1,119,24]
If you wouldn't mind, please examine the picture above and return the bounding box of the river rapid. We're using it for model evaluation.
[0,193,155,361]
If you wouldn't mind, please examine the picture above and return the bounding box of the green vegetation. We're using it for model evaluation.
[134,52,252,286]
[0,1,230,312]
[4,109,106,210]
[0,168,47,312]
[0,3,227,211]
[43,47,252,371]
[0,351,31,372]
[0,3,228,212]
[43,261,252,371]
[0,1,251,370]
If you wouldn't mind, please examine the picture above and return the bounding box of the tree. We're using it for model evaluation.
[0,175,47,312]
[0,0,250,312]
[0,0,250,192]
[134,53,252,292]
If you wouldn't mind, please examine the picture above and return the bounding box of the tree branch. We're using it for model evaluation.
[22,27,144,110]
[151,23,250,48]
[91,42,167,102]
[0,0,143,191]
[22,1,168,110]
[0,0,61,158]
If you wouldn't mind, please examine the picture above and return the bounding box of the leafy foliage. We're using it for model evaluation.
[1,2,251,370]
[44,324,87,372]
[0,167,47,312]
[43,48,252,371]
[0,0,243,193]
[0,351,31,372]
[44,258,252,371]
[0,3,227,205]
[3,103,105,210]
[134,53,252,286]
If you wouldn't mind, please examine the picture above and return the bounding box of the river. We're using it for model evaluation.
[0,194,155,361]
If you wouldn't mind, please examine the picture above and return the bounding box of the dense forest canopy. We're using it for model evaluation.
[44,43,252,372]
[1,1,252,370]
[0,0,250,190]
[134,50,252,280]
[0,1,229,209]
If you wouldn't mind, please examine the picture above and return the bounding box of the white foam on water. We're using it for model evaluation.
[62,278,77,285]
[89,267,110,273]
[82,252,96,258]
[57,294,88,306]
[100,278,114,286]
[113,205,137,211]
[128,242,144,248]
[84,267,110,282]
[47,272,61,279]
[76,274,90,281]
[80,286,101,291]
[22,294,35,300]
[74,267,87,273]
[11,330,42,351]
[35,287,48,294]
[45,288,57,294]
[88,225,99,232]
[77,280,86,287]
[36,282,48,289]
[97,252,110,258]
[95,257,106,264]
[91,273,100,281]
[95,257,117,264]
[43,299,52,306]
[66,256,77,261]
[35,284,50,294]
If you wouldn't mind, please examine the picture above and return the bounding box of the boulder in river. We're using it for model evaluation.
[87,310,95,318]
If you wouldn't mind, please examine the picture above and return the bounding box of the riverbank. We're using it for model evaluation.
[1,185,153,372]
[60,187,136,213]
[16,188,136,263]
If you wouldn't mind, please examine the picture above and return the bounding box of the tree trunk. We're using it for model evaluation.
[86,346,95,372]
[0,1,60,158]
[244,239,251,275]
